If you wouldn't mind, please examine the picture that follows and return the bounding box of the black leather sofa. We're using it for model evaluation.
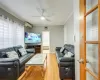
[56,44,75,80]
[0,45,35,80]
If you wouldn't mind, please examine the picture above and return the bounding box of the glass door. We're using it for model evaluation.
[79,0,100,80]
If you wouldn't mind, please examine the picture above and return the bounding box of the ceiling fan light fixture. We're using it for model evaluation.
[40,16,45,20]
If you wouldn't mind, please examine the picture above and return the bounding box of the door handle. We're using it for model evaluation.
[77,59,84,63]
[77,59,90,64]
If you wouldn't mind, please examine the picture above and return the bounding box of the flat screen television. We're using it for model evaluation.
[25,32,41,44]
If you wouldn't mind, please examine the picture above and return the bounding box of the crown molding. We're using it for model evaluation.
[64,12,73,25]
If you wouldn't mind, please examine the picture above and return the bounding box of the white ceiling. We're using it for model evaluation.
[0,0,73,25]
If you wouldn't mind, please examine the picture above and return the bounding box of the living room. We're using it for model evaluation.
[0,0,99,80]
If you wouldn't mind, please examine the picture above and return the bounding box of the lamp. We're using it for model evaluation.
[40,16,45,20]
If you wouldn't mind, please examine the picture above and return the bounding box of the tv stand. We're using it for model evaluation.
[26,44,41,53]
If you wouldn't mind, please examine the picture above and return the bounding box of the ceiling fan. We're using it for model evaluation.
[32,8,51,22]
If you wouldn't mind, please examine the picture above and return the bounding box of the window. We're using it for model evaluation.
[0,15,24,49]
[0,18,4,49]
[15,24,24,46]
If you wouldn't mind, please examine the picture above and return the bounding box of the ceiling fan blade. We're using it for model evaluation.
[36,7,42,16]
[45,18,51,22]
[32,16,41,17]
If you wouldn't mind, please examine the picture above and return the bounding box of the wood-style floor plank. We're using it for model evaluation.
[44,53,60,80]
[25,66,44,80]
[18,53,60,80]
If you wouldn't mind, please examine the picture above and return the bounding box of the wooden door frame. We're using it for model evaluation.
[98,0,100,79]
[80,0,86,80]
[79,0,100,80]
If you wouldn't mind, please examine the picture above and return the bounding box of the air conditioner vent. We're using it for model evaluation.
[24,22,33,28]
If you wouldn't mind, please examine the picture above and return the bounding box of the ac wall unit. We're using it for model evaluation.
[24,22,33,28]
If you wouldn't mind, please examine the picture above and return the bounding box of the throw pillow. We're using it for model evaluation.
[63,49,68,54]
[6,51,19,59]
[60,46,65,53]
[64,52,74,57]
[19,48,27,56]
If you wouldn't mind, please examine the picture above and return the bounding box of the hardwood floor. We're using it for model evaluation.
[18,53,73,80]
[18,53,60,80]
[44,53,60,80]
[22,66,44,80]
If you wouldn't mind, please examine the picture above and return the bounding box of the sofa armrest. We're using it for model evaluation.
[0,58,19,62]
[56,47,61,51]
[26,49,35,53]
[0,58,20,79]
[0,58,19,67]
[60,57,74,62]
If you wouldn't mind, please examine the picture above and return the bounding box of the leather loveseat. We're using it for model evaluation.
[56,44,75,80]
[0,45,35,80]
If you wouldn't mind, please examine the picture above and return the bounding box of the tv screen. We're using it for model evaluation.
[25,32,41,44]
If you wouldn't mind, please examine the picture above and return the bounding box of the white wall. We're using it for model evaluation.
[0,8,24,25]
[63,1,80,80]
[30,25,64,53]
[64,14,74,45]
[73,0,80,80]
[63,2,80,80]
[64,2,80,80]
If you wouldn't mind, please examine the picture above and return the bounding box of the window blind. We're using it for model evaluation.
[0,16,24,49]
[0,18,4,49]
[16,24,24,46]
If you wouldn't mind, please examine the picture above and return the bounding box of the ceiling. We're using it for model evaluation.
[0,0,73,25]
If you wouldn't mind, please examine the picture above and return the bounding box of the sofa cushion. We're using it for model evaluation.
[19,54,33,67]
[6,51,19,59]
[19,48,27,56]
[64,44,74,54]
[26,49,35,53]
[60,57,74,62]
[64,52,74,58]
[60,62,74,67]
[56,50,64,57]
[0,52,7,58]
[63,49,68,55]
[0,47,15,58]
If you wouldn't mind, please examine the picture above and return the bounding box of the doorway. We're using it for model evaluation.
[42,31,50,53]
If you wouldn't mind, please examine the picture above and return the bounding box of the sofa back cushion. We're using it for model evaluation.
[0,47,15,58]
[6,51,19,59]
[0,52,7,58]
[64,44,74,54]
